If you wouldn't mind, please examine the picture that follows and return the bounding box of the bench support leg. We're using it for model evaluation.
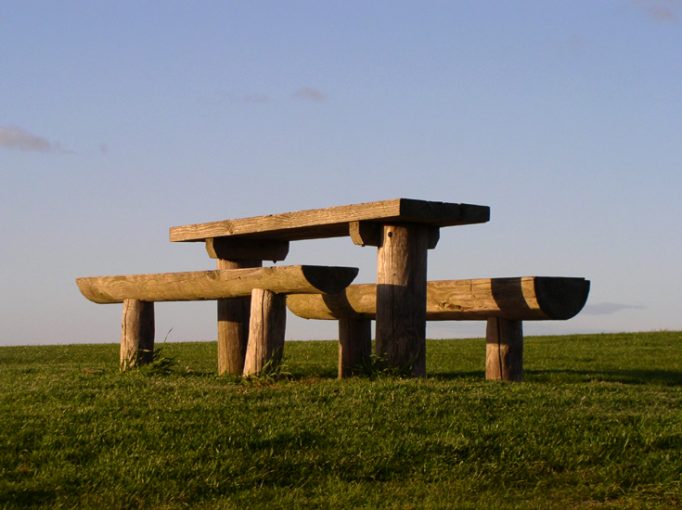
[243,289,286,376]
[120,299,154,371]
[338,318,372,378]
[485,318,523,381]
[217,259,262,375]
[375,224,429,376]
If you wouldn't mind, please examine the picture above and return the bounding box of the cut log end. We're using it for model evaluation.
[300,266,359,295]
[533,277,590,320]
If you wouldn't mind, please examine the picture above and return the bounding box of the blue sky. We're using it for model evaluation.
[1,1,681,345]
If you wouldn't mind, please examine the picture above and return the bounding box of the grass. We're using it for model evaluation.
[0,331,680,509]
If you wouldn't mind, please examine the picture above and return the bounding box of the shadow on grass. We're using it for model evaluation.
[133,365,682,387]
[526,369,682,386]
[423,369,682,386]
[428,371,485,381]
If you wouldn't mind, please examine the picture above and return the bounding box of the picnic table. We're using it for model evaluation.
[170,198,490,376]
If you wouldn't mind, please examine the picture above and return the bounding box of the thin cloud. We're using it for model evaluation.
[293,87,326,102]
[0,126,66,153]
[634,1,679,22]
[582,302,646,316]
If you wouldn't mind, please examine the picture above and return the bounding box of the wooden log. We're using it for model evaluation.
[349,221,383,247]
[170,198,490,242]
[243,289,286,376]
[338,318,372,379]
[375,224,429,377]
[76,265,359,304]
[286,277,590,321]
[350,221,441,249]
[120,299,154,371]
[206,238,289,262]
[485,318,523,381]
[217,259,262,376]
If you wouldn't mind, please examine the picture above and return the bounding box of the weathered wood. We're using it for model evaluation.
[243,289,286,376]
[485,318,523,381]
[375,224,429,377]
[286,277,590,321]
[120,299,154,371]
[338,318,372,378]
[425,227,440,249]
[170,198,490,242]
[76,265,359,304]
[350,221,440,249]
[206,237,289,262]
[349,221,383,247]
[217,259,262,376]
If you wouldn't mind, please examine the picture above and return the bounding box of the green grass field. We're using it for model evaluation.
[1,332,680,509]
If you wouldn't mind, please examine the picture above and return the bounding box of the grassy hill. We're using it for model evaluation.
[1,332,680,508]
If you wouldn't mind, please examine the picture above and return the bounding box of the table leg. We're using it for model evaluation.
[217,259,262,375]
[120,299,154,371]
[375,223,429,376]
[485,318,523,381]
[243,288,286,376]
[338,318,372,378]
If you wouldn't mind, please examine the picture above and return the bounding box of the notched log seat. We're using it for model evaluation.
[77,265,358,374]
[286,276,590,381]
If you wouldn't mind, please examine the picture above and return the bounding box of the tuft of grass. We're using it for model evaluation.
[0,331,680,509]
[139,347,178,376]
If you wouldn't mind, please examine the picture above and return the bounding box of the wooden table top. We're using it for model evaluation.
[169,198,490,242]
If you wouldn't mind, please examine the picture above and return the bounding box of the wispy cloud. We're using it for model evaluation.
[634,0,679,22]
[582,302,646,316]
[0,126,67,153]
[293,87,327,102]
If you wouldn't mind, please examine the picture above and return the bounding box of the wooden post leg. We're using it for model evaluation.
[120,299,154,371]
[217,259,262,375]
[375,224,429,376]
[243,289,286,376]
[485,318,523,381]
[338,318,372,379]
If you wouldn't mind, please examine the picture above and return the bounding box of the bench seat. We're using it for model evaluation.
[77,265,358,374]
[77,265,359,304]
[287,276,590,381]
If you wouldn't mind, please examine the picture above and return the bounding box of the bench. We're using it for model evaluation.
[286,276,590,381]
[77,265,358,374]
[170,198,490,376]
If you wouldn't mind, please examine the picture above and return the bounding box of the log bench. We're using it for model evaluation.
[77,265,358,374]
[170,198,490,376]
[286,276,590,381]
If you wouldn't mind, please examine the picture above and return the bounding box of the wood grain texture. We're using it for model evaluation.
[286,277,590,321]
[169,198,490,242]
[217,259,262,376]
[120,299,154,371]
[338,318,372,379]
[243,289,286,376]
[375,224,429,377]
[485,317,523,381]
[76,265,359,304]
